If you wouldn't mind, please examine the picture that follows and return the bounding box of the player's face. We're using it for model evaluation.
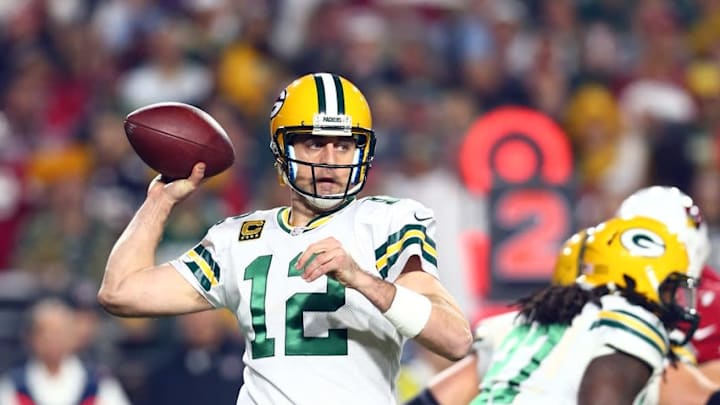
[291,134,356,196]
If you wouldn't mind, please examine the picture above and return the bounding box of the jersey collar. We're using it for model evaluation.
[276,198,355,235]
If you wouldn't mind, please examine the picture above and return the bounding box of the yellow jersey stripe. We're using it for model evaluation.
[188,250,218,286]
[597,310,667,354]
[375,229,437,270]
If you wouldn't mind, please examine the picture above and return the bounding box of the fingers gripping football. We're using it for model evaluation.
[296,237,362,286]
[148,162,206,204]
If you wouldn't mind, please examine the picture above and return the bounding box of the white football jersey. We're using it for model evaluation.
[170,196,439,405]
[475,294,670,405]
[473,309,692,405]
[473,311,521,378]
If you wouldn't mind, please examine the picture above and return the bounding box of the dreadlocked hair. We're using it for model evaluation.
[516,284,609,326]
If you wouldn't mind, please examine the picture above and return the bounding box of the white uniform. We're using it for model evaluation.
[473,311,521,378]
[473,309,692,405]
[474,294,670,405]
[170,196,439,405]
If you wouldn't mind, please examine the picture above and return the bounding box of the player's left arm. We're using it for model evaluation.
[297,200,472,360]
[394,259,473,360]
[297,242,472,360]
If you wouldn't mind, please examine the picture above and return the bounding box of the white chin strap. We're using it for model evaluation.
[302,194,346,211]
[283,173,362,211]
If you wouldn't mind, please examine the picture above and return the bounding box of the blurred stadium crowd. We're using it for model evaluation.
[1,0,720,403]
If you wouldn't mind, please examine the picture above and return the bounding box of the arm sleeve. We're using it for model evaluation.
[373,198,439,282]
[590,303,669,375]
[169,223,239,310]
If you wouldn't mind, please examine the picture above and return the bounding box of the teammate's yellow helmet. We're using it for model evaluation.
[269,73,376,210]
[580,216,690,302]
[551,229,589,286]
[579,216,700,343]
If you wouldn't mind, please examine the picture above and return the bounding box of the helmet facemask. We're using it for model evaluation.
[271,125,375,211]
[657,272,700,346]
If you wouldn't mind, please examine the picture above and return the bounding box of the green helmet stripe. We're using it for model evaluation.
[313,74,326,113]
[332,74,345,114]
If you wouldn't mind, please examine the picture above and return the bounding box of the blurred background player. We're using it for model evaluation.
[0,298,130,405]
[408,185,720,405]
[97,72,472,404]
[617,186,720,404]
[471,215,697,403]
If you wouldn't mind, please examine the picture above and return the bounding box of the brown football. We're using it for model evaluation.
[124,102,235,180]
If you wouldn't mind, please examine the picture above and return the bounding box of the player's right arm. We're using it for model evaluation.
[578,352,651,404]
[98,163,212,316]
[579,297,669,404]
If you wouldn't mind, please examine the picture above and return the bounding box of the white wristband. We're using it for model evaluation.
[383,284,432,338]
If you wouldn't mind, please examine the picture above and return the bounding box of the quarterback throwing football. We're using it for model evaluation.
[97,73,472,405]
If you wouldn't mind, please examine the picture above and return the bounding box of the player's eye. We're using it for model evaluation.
[335,139,356,151]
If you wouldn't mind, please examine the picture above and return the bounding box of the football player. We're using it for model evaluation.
[471,215,697,403]
[618,186,720,404]
[408,186,720,405]
[98,73,473,404]
[406,228,590,405]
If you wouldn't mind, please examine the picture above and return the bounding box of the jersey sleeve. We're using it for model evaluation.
[169,222,239,310]
[589,298,670,374]
[370,197,438,282]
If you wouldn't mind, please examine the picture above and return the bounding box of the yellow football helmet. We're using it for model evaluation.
[551,229,589,286]
[579,216,699,342]
[269,73,376,210]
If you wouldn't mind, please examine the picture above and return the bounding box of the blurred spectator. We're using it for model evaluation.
[145,310,244,405]
[110,317,171,405]
[339,9,391,90]
[117,18,212,111]
[564,83,641,226]
[12,144,95,285]
[0,298,130,405]
[216,3,280,120]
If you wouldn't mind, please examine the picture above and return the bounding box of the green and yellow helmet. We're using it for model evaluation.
[552,229,589,286]
[269,73,376,210]
[579,216,699,343]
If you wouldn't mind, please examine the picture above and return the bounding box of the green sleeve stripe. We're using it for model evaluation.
[374,224,436,258]
[377,237,438,278]
[590,319,665,358]
[183,260,212,292]
[193,244,221,281]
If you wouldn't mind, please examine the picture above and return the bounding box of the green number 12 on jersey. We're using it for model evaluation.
[244,253,348,359]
